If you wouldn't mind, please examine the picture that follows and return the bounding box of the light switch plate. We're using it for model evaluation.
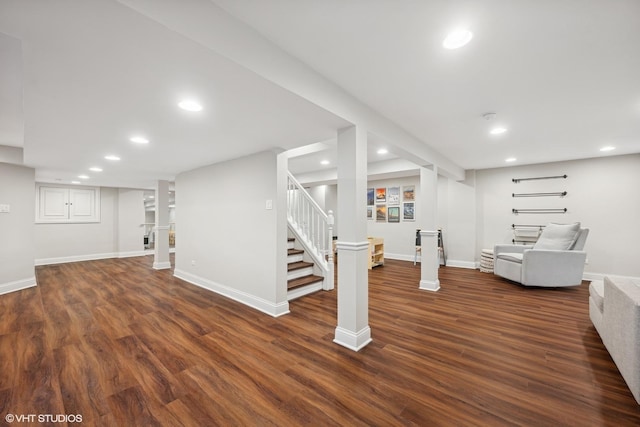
[265,199,273,210]
[0,204,10,213]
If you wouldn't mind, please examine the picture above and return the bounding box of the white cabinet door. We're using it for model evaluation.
[36,185,100,223]
[69,188,97,221]
[38,186,69,221]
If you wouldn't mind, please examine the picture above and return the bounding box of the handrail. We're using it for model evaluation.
[287,172,334,290]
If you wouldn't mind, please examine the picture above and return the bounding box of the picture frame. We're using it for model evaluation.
[367,188,375,206]
[388,186,400,205]
[367,206,373,220]
[388,206,400,223]
[403,202,415,221]
[376,188,386,203]
[403,185,415,201]
[376,204,387,222]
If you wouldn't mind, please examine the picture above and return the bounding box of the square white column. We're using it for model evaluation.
[418,167,439,291]
[153,180,171,270]
[334,125,372,351]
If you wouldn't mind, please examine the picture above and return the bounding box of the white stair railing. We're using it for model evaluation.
[287,172,334,290]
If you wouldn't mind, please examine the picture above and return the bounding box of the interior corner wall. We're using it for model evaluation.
[437,173,477,269]
[174,151,286,315]
[35,187,119,263]
[0,163,36,293]
[475,154,640,279]
[117,188,145,256]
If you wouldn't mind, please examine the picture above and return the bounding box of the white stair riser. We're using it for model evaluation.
[287,282,323,301]
[287,241,295,250]
[288,254,304,263]
[287,267,314,280]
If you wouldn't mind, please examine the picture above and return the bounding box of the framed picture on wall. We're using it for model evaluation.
[367,188,375,206]
[388,206,400,223]
[403,202,415,221]
[367,206,373,220]
[376,188,386,203]
[376,205,387,222]
[388,187,400,205]
[403,185,415,201]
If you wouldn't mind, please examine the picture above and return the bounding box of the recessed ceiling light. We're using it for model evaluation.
[377,148,389,155]
[490,127,508,135]
[505,157,517,163]
[178,99,203,112]
[130,136,149,144]
[104,155,121,161]
[320,160,330,165]
[600,146,616,152]
[89,167,103,172]
[443,29,473,49]
[71,181,81,184]
[78,174,90,179]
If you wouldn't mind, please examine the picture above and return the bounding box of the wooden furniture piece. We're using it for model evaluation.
[368,237,384,269]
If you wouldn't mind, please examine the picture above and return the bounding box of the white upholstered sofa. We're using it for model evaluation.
[494,222,589,287]
[590,277,640,404]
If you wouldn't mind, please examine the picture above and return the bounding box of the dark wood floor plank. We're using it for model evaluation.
[0,256,636,425]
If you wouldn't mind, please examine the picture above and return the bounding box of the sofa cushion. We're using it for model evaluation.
[534,222,581,250]
[495,252,523,263]
[589,280,604,313]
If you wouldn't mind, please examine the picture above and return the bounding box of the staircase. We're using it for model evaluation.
[286,172,334,301]
[287,237,324,300]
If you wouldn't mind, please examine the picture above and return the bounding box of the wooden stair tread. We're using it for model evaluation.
[287,248,304,255]
[288,274,323,290]
[287,237,295,242]
[287,261,313,271]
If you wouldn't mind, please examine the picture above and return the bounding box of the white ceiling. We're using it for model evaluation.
[1,0,639,189]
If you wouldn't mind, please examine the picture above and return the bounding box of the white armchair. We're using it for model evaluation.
[494,223,589,287]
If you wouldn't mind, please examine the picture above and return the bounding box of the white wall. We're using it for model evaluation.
[117,188,145,256]
[475,154,640,278]
[365,176,421,261]
[0,163,36,294]
[174,151,288,316]
[35,186,146,264]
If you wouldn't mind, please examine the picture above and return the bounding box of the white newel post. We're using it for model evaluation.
[419,166,440,291]
[334,125,372,351]
[153,180,171,270]
[325,210,335,291]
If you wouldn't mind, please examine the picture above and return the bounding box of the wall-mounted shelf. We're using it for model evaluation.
[512,191,567,197]
[512,208,567,214]
[512,174,567,183]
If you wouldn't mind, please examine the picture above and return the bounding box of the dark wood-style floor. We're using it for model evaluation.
[1,257,639,426]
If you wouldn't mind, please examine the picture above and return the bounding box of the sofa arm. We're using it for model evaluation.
[520,249,586,287]
[494,244,533,256]
[602,277,640,404]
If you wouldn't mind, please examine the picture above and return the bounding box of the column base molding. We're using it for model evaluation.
[334,326,372,352]
[420,279,441,292]
[153,261,172,270]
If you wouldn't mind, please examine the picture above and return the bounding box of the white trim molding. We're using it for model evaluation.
[583,272,640,282]
[420,279,441,292]
[153,261,172,270]
[334,326,372,352]
[0,277,37,296]
[335,241,370,251]
[35,252,118,266]
[118,250,148,259]
[174,269,290,318]
[445,259,477,269]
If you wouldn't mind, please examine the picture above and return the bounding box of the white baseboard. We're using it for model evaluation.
[153,261,172,270]
[445,259,478,269]
[118,250,147,258]
[384,253,477,269]
[35,252,118,266]
[583,272,640,282]
[0,277,37,296]
[173,268,290,318]
[334,326,372,352]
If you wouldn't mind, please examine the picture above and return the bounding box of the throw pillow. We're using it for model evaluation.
[534,222,581,250]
